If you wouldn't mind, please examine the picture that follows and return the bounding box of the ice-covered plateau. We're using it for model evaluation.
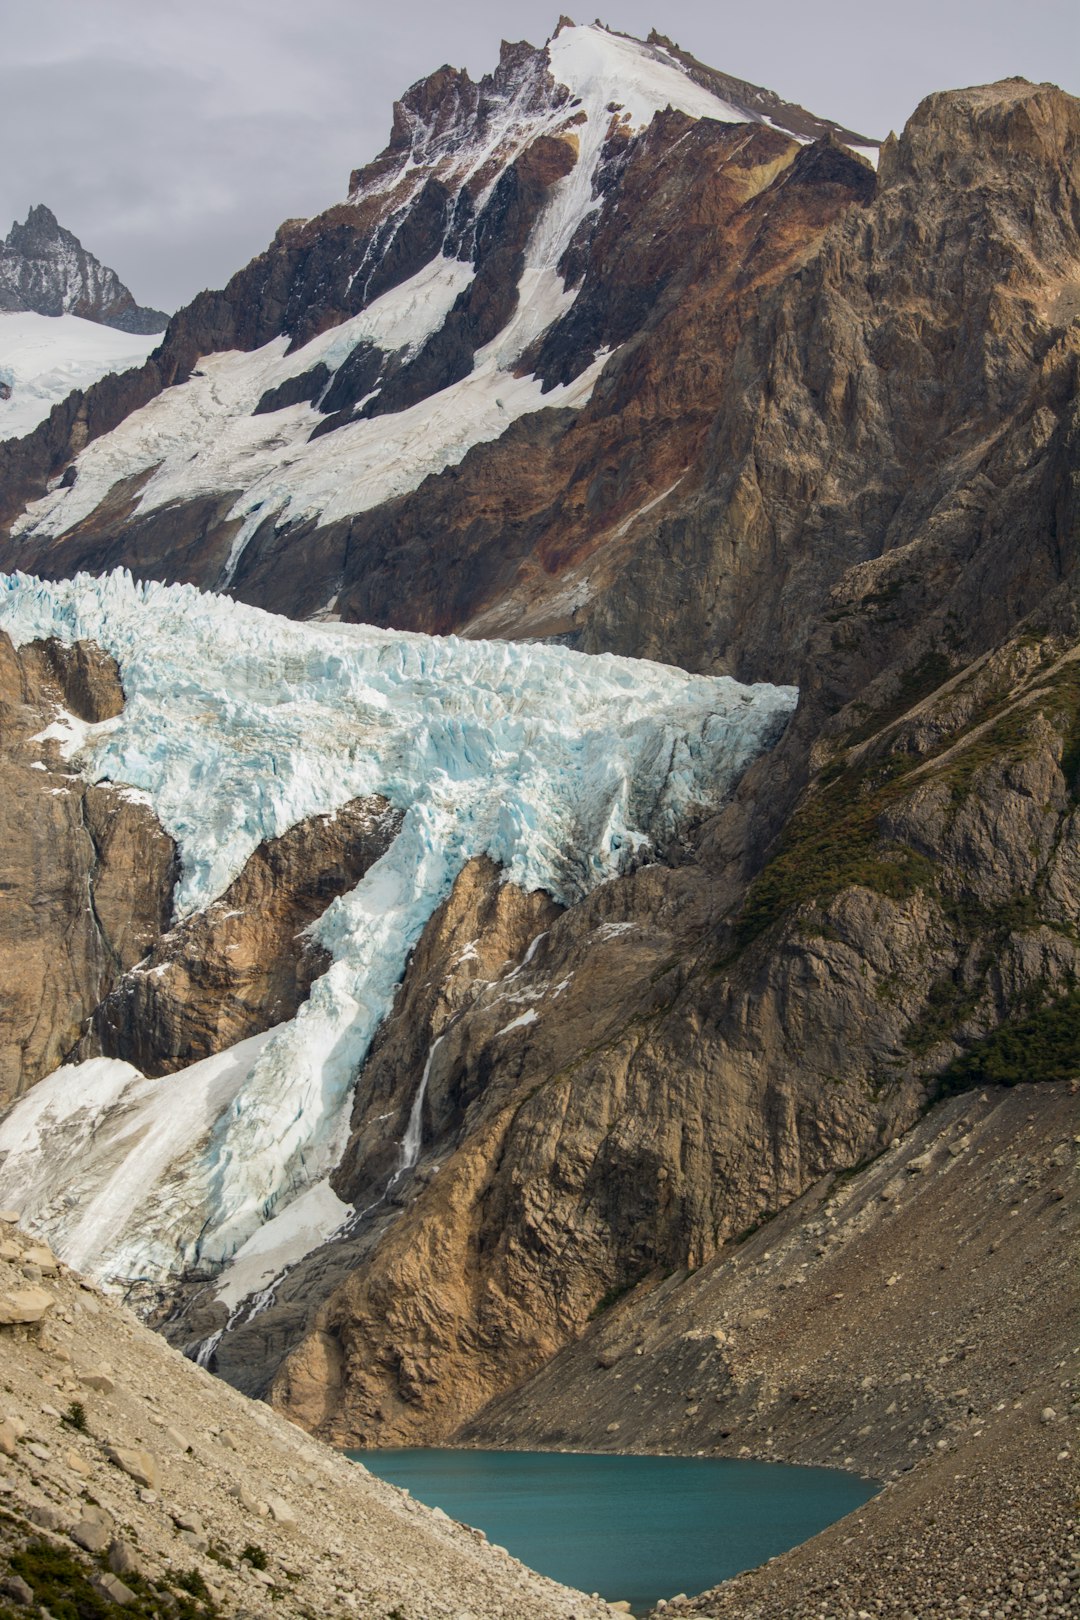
[0,569,797,1322]
[10,22,872,572]
[0,311,160,440]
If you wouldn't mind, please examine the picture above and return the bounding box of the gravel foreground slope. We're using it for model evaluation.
[0,1221,615,1620]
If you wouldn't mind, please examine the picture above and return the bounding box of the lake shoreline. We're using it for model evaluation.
[352,1447,878,1617]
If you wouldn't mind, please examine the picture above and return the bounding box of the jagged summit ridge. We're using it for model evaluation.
[0,20,878,607]
[0,204,168,334]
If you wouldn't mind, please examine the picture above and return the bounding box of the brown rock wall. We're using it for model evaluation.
[269,610,1080,1446]
[83,799,402,1076]
[0,633,176,1107]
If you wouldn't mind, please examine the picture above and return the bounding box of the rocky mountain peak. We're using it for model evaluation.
[0,205,168,334]
[879,74,1080,191]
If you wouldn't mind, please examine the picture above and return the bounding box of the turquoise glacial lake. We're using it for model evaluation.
[350,1448,877,1614]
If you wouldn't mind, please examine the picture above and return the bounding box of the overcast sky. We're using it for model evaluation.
[2,0,1076,313]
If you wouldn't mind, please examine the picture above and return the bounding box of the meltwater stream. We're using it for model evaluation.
[353,1449,879,1614]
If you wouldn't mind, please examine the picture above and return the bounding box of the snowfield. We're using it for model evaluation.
[0,570,797,1312]
[0,311,160,440]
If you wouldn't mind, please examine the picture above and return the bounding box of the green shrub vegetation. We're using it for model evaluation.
[175,1570,212,1602]
[62,1400,89,1433]
[731,644,1080,953]
[845,650,955,745]
[6,1537,219,1619]
[939,989,1080,1092]
[734,752,934,946]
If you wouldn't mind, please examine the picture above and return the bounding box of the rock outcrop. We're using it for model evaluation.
[0,630,402,1109]
[82,798,402,1076]
[0,631,176,1107]
[0,205,168,333]
[179,857,561,1404]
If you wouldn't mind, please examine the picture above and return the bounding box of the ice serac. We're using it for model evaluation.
[0,22,876,603]
[0,569,797,1299]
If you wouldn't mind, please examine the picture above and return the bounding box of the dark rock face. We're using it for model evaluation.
[0,205,169,332]
[0,27,879,586]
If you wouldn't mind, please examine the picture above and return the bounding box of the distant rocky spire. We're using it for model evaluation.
[0,205,169,334]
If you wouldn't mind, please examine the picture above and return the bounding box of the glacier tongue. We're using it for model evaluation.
[0,569,797,1296]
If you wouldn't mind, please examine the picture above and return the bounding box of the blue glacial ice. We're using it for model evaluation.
[0,569,797,1293]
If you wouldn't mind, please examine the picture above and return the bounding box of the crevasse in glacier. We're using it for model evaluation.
[0,569,797,1301]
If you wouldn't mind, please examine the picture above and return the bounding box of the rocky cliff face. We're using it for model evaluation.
[0,632,176,1109]
[81,798,401,1077]
[0,205,168,334]
[262,602,1080,1443]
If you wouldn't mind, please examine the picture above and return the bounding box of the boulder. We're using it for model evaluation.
[0,1574,33,1606]
[91,1572,137,1606]
[78,1366,116,1393]
[229,1480,260,1513]
[0,1285,54,1324]
[105,1444,160,1490]
[28,1504,66,1532]
[108,1539,141,1577]
[266,1493,297,1528]
[70,1516,112,1554]
[21,1243,59,1274]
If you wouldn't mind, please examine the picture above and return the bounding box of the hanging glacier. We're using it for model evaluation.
[0,568,797,1306]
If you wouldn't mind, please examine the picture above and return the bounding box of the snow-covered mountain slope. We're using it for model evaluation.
[3,21,876,601]
[0,569,797,1304]
[0,311,161,440]
[9,258,603,571]
[0,204,168,334]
